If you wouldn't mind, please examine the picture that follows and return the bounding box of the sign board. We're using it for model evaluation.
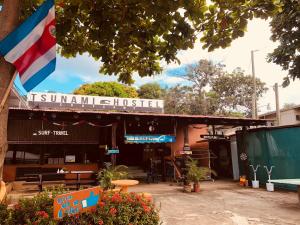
[65,155,76,163]
[179,150,193,155]
[107,149,120,154]
[183,146,191,151]
[33,130,69,136]
[27,92,164,113]
[124,135,176,144]
[54,187,102,219]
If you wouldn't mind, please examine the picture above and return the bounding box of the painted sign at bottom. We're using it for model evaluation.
[54,187,102,219]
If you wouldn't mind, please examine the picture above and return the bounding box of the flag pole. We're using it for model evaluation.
[0,70,18,113]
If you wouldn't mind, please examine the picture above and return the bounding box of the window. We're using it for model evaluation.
[5,144,101,165]
[5,145,40,164]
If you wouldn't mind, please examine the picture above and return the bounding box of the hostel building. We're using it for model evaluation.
[3,91,267,182]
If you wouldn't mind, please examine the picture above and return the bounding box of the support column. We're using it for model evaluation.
[183,125,189,147]
[241,126,250,182]
[298,186,300,205]
[111,123,118,166]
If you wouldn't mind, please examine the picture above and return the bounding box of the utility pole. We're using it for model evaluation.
[274,83,280,126]
[251,50,258,119]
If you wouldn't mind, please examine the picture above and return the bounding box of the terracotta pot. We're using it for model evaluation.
[193,182,200,192]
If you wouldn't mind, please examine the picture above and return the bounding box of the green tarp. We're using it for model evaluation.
[237,126,300,190]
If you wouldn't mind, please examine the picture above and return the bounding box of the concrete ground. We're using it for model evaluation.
[130,180,300,225]
[6,180,300,224]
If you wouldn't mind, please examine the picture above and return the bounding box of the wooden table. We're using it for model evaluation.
[111,179,139,192]
[270,179,300,205]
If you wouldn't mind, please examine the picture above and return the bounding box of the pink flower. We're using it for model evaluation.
[143,205,151,213]
[35,211,49,219]
[111,193,122,203]
[109,207,117,216]
[98,219,104,225]
[14,204,20,210]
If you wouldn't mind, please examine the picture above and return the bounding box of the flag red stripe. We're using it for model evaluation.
[15,19,56,76]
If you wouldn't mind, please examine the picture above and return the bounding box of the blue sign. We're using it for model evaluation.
[125,135,176,144]
[107,149,120,154]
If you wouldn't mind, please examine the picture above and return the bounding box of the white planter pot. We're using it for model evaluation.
[266,182,274,192]
[252,180,259,188]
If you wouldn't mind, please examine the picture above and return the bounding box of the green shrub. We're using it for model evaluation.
[0,203,10,224]
[0,189,160,225]
[59,192,159,225]
[186,157,217,182]
[97,165,128,190]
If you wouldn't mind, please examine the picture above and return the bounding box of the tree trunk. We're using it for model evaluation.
[0,0,20,181]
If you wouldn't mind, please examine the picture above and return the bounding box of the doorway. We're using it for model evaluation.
[210,140,233,179]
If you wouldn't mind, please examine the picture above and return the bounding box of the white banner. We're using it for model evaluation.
[27,92,164,113]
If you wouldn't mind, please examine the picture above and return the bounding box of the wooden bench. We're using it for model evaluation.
[23,173,66,192]
[24,171,97,191]
[270,179,300,205]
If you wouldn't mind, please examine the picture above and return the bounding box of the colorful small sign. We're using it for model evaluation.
[125,135,176,144]
[54,187,102,219]
[179,150,192,155]
[183,146,191,151]
[107,149,120,154]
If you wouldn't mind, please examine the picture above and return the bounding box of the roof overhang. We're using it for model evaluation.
[8,107,269,127]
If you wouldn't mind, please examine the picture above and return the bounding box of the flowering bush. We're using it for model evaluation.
[59,192,160,225]
[0,190,160,225]
[2,187,66,225]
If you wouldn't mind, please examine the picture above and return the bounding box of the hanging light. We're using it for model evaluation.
[28,112,34,120]
[149,125,155,132]
[51,113,56,119]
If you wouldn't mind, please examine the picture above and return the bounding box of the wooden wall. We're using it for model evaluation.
[8,120,101,144]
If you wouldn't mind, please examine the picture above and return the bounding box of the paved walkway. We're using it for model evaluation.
[130,180,300,225]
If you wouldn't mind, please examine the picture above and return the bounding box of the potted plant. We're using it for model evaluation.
[183,178,193,193]
[97,165,128,190]
[186,157,216,193]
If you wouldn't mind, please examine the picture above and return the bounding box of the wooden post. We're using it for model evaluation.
[0,71,17,113]
[183,124,189,147]
[0,0,21,181]
[298,186,300,205]
[111,123,118,166]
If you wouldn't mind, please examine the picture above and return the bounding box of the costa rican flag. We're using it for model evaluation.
[0,0,56,91]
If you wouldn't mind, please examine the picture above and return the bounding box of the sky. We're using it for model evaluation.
[14,18,300,114]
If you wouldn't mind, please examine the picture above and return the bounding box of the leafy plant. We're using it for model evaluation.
[185,157,217,183]
[4,190,58,225]
[58,192,160,225]
[0,191,160,225]
[0,203,10,224]
[97,165,129,190]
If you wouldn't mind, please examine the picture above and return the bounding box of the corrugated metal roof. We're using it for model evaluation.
[9,107,269,126]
